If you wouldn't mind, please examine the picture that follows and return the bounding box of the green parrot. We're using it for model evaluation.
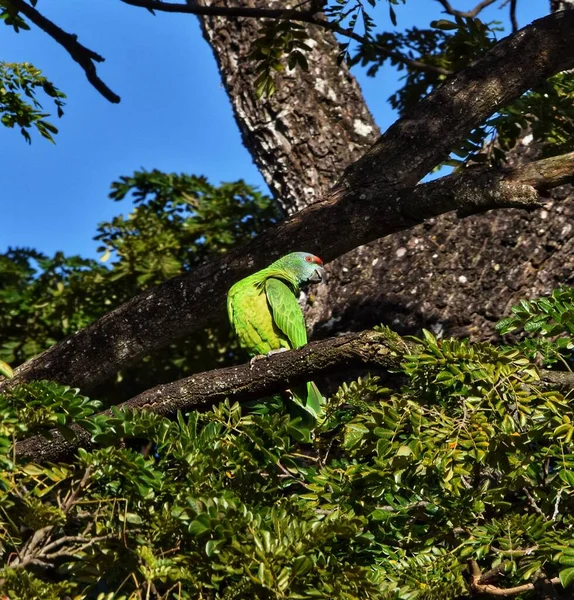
[227,251,325,418]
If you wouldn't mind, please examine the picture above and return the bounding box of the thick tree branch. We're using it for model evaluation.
[3,11,574,394]
[540,368,574,392]
[15,330,407,462]
[15,323,574,464]
[7,0,120,103]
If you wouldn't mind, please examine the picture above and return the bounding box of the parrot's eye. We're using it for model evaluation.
[305,256,312,263]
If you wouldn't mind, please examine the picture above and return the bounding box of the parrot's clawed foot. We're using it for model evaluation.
[249,354,267,369]
[267,348,288,357]
[249,348,288,369]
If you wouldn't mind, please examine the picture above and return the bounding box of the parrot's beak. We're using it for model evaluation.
[309,266,325,283]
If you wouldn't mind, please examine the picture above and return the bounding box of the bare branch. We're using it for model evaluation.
[7,0,120,103]
[435,0,498,19]
[3,11,574,395]
[61,466,94,513]
[121,0,317,20]
[509,0,519,32]
[468,559,561,596]
[522,487,548,520]
[122,0,452,76]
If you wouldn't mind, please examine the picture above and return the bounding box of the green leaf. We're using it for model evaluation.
[560,567,574,588]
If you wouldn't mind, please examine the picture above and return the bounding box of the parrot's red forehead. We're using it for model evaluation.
[304,254,323,265]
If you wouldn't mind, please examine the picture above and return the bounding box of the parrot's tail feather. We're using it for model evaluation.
[288,381,324,418]
[306,381,324,417]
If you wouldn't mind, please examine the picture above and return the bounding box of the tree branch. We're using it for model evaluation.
[509,0,519,33]
[539,368,574,392]
[14,321,574,464]
[468,559,561,596]
[14,329,407,462]
[314,17,452,76]
[7,0,120,103]
[3,11,574,395]
[121,0,318,20]
[435,0,498,19]
[122,0,452,75]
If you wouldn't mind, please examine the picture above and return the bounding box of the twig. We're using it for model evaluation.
[435,0,498,18]
[552,488,563,521]
[9,466,95,571]
[315,18,452,76]
[491,545,538,557]
[468,559,561,596]
[62,466,94,513]
[522,487,548,521]
[13,535,114,570]
[509,0,518,33]
[122,0,452,76]
[7,0,120,103]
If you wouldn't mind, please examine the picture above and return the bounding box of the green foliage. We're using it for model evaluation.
[3,323,574,598]
[490,72,574,162]
[251,21,312,97]
[1,1,32,33]
[250,0,403,97]
[496,286,574,367]
[352,17,497,114]
[0,61,65,143]
[101,170,281,285]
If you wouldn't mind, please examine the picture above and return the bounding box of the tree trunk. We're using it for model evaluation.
[197,0,380,214]
[200,1,574,341]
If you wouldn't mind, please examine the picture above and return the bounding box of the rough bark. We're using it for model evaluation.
[197,0,380,214]
[551,0,574,12]
[199,1,574,342]
[3,11,574,394]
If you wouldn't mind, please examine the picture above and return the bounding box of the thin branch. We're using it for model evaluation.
[468,559,561,596]
[552,488,563,521]
[314,18,452,76]
[122,0,452,76]
[509,0,519,32]
[491,545,538,557]
[61,466,94,513]
[522,487,548,520]
[122,0,317,20]
[435,0,498,19]
[7,0,120,103]
[9,466,95,572]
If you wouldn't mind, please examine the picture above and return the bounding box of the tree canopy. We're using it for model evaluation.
[2,1,574,599]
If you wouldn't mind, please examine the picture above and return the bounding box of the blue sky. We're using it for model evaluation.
[1,1,547,259]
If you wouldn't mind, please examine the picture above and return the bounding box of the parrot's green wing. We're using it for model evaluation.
[265,277,307,349]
